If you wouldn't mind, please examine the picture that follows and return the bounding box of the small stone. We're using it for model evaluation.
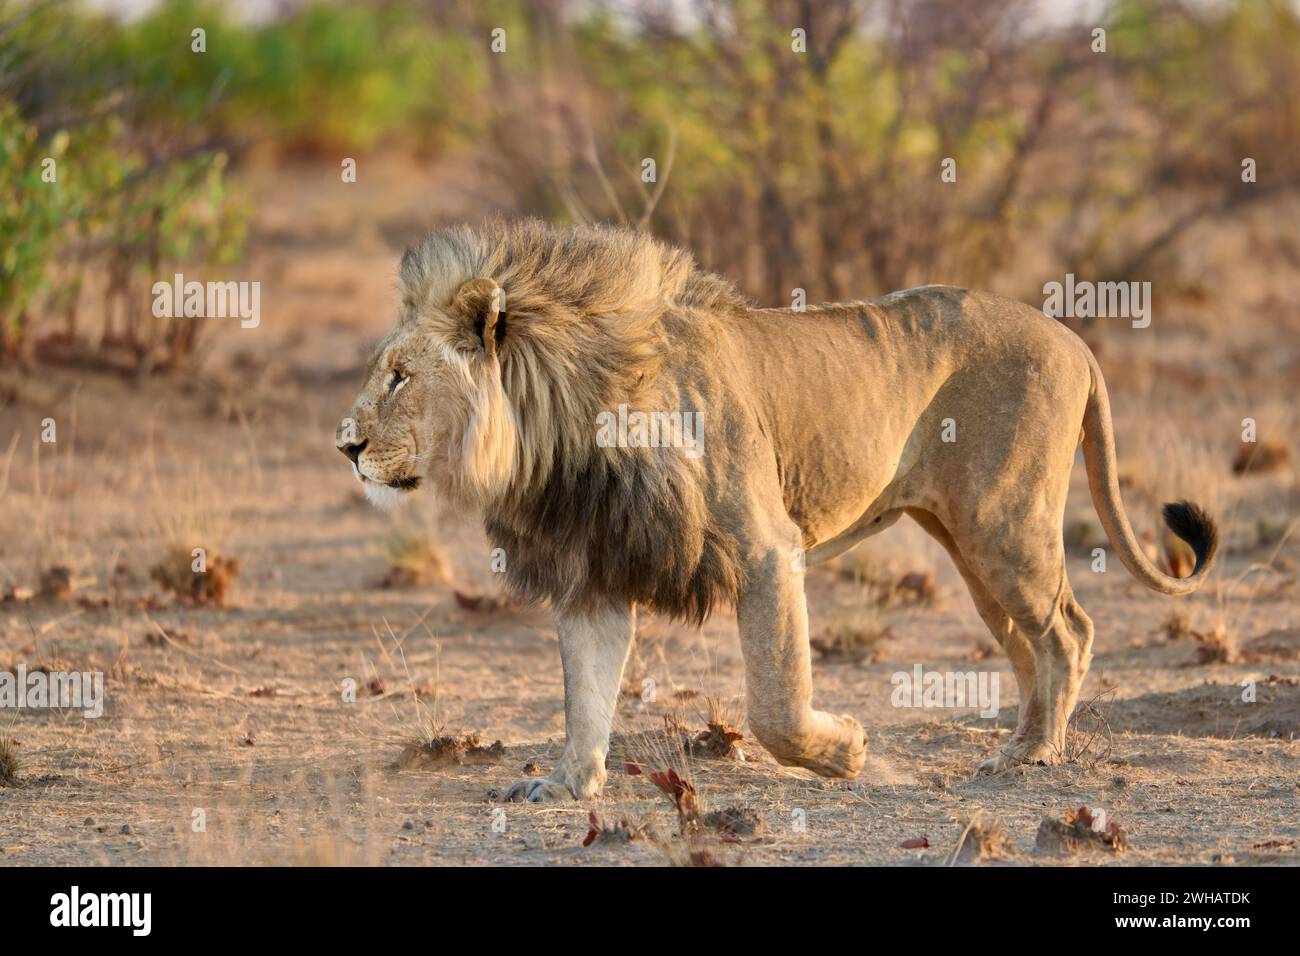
[84,817,95,827]
[402,820,414,831]
[120,824,131,835]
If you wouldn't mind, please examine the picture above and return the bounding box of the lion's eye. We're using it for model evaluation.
[390,370,409,393]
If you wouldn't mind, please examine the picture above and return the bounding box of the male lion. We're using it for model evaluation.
[338,220,1216,801]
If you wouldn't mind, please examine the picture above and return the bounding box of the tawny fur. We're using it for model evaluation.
[339,219,1218,798]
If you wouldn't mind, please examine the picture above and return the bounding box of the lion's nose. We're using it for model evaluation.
[339,438,368,464]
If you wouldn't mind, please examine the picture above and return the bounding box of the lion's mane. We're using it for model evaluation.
[400,219,749,623]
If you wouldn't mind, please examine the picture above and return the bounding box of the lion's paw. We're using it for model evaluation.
[817,713,868,778]
[975,740,1060,776]
[776,713,867,779]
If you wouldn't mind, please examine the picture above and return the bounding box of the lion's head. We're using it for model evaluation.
[338,219,706,509]
[337,266,516,511]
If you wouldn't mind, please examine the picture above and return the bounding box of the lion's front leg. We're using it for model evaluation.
[505,602,635,802]
[738,540,867,779]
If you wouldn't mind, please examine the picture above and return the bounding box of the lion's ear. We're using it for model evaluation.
[450,277,506,360]
[399,247,419,284]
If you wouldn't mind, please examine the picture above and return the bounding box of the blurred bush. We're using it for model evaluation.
[84,0,481,152]
[485,0,1300,306]
[2,0,1297,368]
[0,0,477,366]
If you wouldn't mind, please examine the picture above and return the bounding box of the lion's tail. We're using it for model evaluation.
[1080,351,1218,596]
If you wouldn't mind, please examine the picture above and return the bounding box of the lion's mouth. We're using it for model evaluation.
[352,459,421,492]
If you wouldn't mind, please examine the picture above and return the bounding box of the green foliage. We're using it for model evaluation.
[0,0,483,357]
[1110,0,1300,178]
[85,0,482,151]
[0,105,66,338]
[0,94,242,354]
[507,0,1300,300]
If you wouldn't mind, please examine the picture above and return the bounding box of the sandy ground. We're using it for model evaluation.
[1,156,1297,867]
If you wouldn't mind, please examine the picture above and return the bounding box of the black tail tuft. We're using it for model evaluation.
[1162,500,1219,576]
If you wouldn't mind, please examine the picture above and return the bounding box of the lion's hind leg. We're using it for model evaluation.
[906,509,1041,770]
[956,523,1095,771]
[912,347,1094,772]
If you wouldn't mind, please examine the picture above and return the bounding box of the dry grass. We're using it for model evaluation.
[1063,512,1108,553]
[811,611,894,662]
[582,810,649,847]
[1232,439,1291,476]
[394,730,506,770]
[700,805,763,838]
[147,457,238,564]
[371,623,505,771]
[1160,608,1194,641]
[652,834,743,867]
[1193,625,1239,665]
[1230,398,1296,479]
[621,725,706,825]
[1064,692,1115,767]
[0,735,19,787]
[378,527,451,589]
[947,810,1013,865]
[684,693,746,760]
[612,712,757,866]
[150,544,241,606]
[1121,424,1227,545]
[4,404,90,589]
[1194,516,1300,665]
[1035,806,1129,856]
[822,540,890,586]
